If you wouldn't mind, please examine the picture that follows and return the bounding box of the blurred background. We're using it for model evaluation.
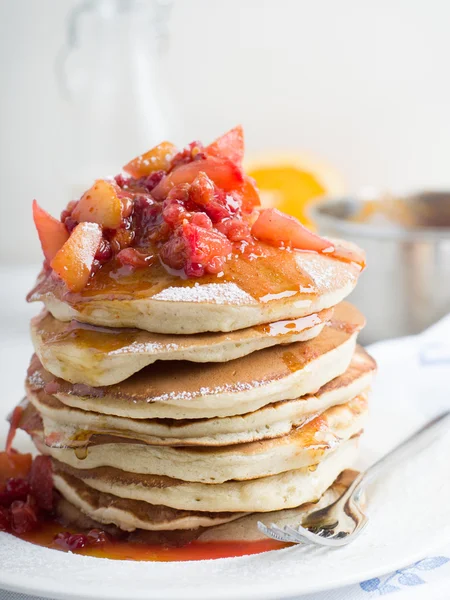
[0,0,449,341]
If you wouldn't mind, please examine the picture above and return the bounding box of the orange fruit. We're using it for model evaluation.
[245,153,345,229]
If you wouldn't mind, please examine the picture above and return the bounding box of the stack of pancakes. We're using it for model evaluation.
[19,248,375,543]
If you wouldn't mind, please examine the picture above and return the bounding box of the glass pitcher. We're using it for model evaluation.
[56,0,179,197]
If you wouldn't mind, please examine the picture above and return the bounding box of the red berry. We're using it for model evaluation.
[53,531,89,551]
[114,173,128,188]
[191,212,213,229]
[189,172,234,223]
[94,238,112,262]
[216,217,252,243]
[142,170,165,192]
[117,248,153,268]
[160,233,187,272]
[0,478,30,507]
[10,497,38,534]
[87,529,109,545]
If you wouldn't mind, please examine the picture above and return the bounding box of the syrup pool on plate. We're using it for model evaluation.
[0,449,287,561]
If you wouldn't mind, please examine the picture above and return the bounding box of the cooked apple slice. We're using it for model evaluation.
[72,180,123,229]
[123,141,177,179]
[206,125,244,165]
[152,157,244,200]
[234,176,261,212]
[251,208,365,268]
[50,222,102,292]
[32,200,69,263]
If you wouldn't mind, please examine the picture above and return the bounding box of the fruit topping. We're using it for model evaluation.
[10,496,39,534]
[117,248,154,268]
[0,446,112,545]
[0,451,54,535]
[205,125,244,165]
[53,528,109,552]
[53,531,88,551]
[31,126,363,289]
[123,141,177,178]
[233,176,261,213]
[32,200,69,263]
[151,157,244,201]
[71,180,124,229]
[51,222,102,292]
[0,478,30,506]
[252,208,365,268]
[160,222,232,277]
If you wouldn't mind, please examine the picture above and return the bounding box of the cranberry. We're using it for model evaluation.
[216,217,252,243]
[117,248,153,268]
[141,170,165,192]
[161,222,232,277]
[63,216,78,234]
[190,212,213,229]
[0,478,30,507]
[0,506,10,532]
[87,528,109,545]
[10,497,38,534]
[170,141,204,170]
[186,262,205,277]
[133,195,161,245]
[108,228,135,254]
[160,234,187,271]
[189,173,235,223]
[53,532,88,551]
[162,184,192,227]
[95,238,112,262]
[114,173,128,188]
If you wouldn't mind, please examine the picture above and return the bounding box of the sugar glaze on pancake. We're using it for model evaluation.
[28,347,375,447]
[31,307,331,386]
[30,395,368,483]
[28,243,362,334]
[52,437,359,513]
[27,302,365,419]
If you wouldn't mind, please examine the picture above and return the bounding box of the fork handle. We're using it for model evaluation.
[352,410,450,501]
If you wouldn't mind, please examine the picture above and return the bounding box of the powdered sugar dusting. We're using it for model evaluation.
[148,380,268,404]
[152,283,256,305]
[110,342,179,356]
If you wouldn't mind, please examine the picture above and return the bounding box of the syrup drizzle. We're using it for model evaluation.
[16,519,288,561]
[29,244,318,308]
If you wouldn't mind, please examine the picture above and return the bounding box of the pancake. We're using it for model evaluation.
[54,469,358,542]
[28,347,376,447]
[31,395,368,483]
[52,437,359,513]
[31,308,332,386]
[27,302,365,419]
[28,243,362,334]
[53,472,245,531]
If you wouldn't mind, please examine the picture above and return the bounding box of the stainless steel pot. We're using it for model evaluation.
[309,192,450,344]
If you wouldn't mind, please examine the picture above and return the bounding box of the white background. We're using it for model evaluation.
[1,0,450,263]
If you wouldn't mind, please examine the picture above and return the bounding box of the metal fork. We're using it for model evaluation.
[258,410,450,547]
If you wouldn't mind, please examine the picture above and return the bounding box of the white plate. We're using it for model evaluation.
[0,270,449,600]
